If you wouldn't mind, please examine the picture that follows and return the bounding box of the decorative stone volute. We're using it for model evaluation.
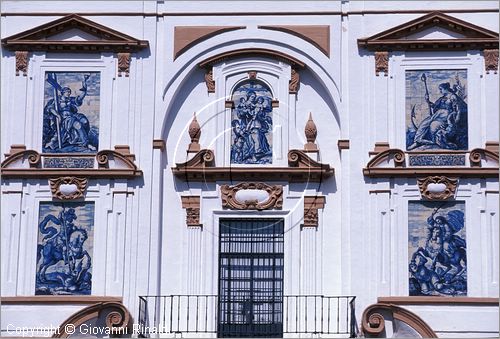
[304,112,318,151]
[188,113,201,152]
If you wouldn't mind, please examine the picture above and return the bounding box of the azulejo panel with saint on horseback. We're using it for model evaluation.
[36,202,94,295]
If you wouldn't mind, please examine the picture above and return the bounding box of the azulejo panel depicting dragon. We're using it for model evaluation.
[231,81,273,165]
[408,201,466,297]
[36,202,94,295]
[406,70,468,152]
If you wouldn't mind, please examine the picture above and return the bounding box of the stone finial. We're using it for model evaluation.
[188,113,201,152]
[304,112,318,151]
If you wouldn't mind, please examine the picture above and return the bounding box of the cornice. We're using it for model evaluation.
[358,11,499,51]
[172,149,333,183]
[1,145,142,179]
[2,14,149,53]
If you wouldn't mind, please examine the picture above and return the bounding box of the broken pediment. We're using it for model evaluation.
[172,149,334,183]
[0,145,143,179]
[363,142,499,178]
[1,14,149,52]
[358,11,499,51]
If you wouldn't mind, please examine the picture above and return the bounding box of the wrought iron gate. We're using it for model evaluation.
[218,219,284,338]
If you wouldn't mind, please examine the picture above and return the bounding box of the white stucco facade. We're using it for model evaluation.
[1,1,498,338]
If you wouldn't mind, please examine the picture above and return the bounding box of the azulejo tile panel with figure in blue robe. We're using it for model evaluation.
[231,81,273,164]
[408,201,466,297]
[406,70,468,152]
[36,202,94,295]
[43,72,100,154]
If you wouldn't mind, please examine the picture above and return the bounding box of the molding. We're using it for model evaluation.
[258,25,330,57]
[358,11,499,52]
[375,51,388,76]
[470,144,500,166]
[417,176,458,200]
[304,113,318,151]
[363,143,499,178]
[220,182,283,210]
[368,142,391,156]
[54,302,131,338]
[153,139,166,151]
[361,303,437,338]
[2,9,499,17]
[117,52,130,77]
[2,14,148,76]
[369,190,392,194]
[1,14,149,53]
[15,50,28,76]
[378,296,500,305]
[49,176,88,200]
[172,149,334,182]
[174,26,245,59]
[289,67,300,94]
[1,296,122,304]
[366,147,406,168]
[337,139,350,150]
[181,196,202,227]
[1,145,142,179]
[204,67,216,93]
[484,49,499,74]
[303,196,326,227]
[198,48,306,69]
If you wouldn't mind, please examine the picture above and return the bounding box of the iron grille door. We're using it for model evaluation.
[218,219,284,338]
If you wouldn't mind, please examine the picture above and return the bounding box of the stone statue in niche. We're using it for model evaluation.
[43,72,100,153]
[408,201,467,297]
[231,81,273,164]
[406,70,468,151]
[36,202,94,295]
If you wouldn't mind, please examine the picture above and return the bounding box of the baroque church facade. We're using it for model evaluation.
[1,1,499,337]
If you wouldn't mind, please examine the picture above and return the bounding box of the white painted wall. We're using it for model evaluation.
[1,1,498,337]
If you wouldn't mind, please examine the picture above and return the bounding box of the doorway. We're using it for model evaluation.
[218,218,284,337]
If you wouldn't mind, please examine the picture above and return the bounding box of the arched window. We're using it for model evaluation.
[230,80,273,165]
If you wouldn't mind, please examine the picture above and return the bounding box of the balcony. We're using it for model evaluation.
[138,295,357,338]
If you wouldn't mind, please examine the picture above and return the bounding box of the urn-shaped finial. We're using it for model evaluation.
[188,113,201,152]
[304,112,318,151]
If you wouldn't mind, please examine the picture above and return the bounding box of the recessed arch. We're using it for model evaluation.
[198,48,306,69]
[158,38,342,139]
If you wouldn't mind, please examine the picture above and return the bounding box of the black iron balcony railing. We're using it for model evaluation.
[138,295,357,338]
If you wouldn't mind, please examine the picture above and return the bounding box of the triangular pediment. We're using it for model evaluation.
[2,14,148,52]
[358,11,498,51]
[45,28,105,42]
[405,26,467,40]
